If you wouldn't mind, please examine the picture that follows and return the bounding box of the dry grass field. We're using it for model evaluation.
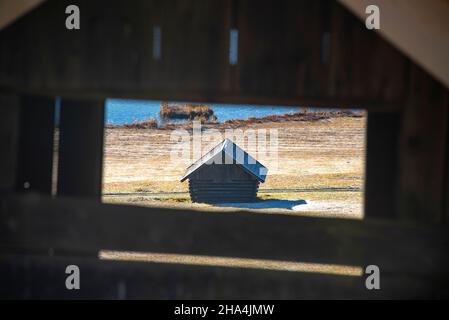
[102,114,366,219]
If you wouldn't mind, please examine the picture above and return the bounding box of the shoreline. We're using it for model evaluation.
[106,110,364,130]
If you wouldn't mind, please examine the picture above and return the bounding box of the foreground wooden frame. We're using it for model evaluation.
[0,0,448,299]
[0,194,448,298]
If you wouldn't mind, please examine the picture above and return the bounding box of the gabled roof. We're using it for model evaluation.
[180,139,268,183]
[0,0,45,30]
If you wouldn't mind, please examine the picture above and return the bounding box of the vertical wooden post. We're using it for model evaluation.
[397,65,448,223]
[364,112,400,219]
[366,66,449,223]
[16,95,55,194]
[57,98,104,199]
[0,94,20,194]
[443,94,449,224]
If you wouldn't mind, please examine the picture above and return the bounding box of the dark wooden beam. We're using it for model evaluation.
[364,112,400,219]
[0,0,410,111]
[0,194,448,279]
[0,253,446,299]
[0,93,19,193]
[444,93,449,224]
[398,65,449,222]
[57,99,104,199]
[16,95,55,194]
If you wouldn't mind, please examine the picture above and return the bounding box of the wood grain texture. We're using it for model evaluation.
[0,93,19,193]
[398,65,449,222]
[338,0,449,89]
[0,193,448,280]
[0,0,410,110]
[0,253,447,299]
[57,98,104,199]
[364,113,400,219]
[16,95,55,194]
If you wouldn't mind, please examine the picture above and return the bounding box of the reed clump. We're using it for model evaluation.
[160,101,216,121]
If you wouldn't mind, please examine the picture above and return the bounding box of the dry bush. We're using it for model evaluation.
[160,102,215,121]
[119,118,158,129]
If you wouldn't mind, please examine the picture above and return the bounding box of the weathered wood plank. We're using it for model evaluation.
[0,0,410,111]
[0,194,448,279]
[0,253,446,299]
[398,64,449,222]
[364,112,400,219]
[57,98,104,199]
[16,95,55,194]
[329,1,409,103]
[338,0,449,89]
[444,92,449,224]
[0,93,19,193]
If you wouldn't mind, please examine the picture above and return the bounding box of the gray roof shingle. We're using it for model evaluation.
[180,139,268,182]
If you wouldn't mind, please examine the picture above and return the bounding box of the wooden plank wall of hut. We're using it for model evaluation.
[0,0,448,298]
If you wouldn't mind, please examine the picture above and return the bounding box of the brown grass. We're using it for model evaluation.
[101,115,366,271]
[108,109,363,131]
[223,110,361,127]
[159,109,362,130]
[160,101,216,121]
[102,116,366,218]
[108,118,158,129]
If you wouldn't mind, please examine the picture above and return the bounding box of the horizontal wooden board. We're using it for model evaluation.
[0,253,446,299]
[0,0,410,111]
[0,193,448,281]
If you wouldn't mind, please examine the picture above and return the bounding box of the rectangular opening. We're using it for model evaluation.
[229,29,239,65]
[321,32,331,64]
[152,25,162,61]
[102,100,366,220]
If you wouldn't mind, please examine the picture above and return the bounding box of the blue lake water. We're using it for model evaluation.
[105,99,302,125]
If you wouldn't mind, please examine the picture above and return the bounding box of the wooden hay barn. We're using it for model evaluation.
[180,139,267,203]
